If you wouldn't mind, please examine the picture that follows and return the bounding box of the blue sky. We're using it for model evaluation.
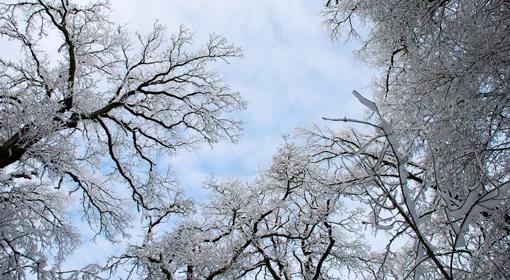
[105,0,375,197]
[62,0,375,269]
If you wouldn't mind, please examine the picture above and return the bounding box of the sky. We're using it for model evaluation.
[104,0,374,197]
[54,0,375,271]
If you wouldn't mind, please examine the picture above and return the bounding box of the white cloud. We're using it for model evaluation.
[110,0,374,232]
[119,1,376,196]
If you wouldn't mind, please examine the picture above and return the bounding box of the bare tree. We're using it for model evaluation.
[0,0,244,278]
[111,0,510,278]
[3,0,507,279]
[109,143,370,279]
[97,0,510,278]
[302,90,510,279]
[294,0,510,278]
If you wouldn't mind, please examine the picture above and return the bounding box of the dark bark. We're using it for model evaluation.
[0,116,78,169]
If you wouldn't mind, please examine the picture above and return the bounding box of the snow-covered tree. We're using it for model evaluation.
[106,1,510,278]
[0,0,244,278]
[299,0,510,278]
[111,143,370,279]
[2,0,508,279]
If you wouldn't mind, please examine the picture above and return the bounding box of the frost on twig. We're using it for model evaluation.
[0,0,244,277]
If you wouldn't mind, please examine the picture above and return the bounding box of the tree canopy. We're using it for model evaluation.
[0,0,244,278]
[1,0,509,279]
